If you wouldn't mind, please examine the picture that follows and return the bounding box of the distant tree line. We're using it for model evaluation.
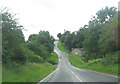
[2,9,55,66]
[57,7,120,63]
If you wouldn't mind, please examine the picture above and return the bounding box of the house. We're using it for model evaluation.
[71,48,82,56]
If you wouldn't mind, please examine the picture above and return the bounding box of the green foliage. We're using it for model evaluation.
[99,13,118,54]
[10,45,27,65]
[28,34,37,41]
[57,41,70,53]
[68,55,119,76]
[58,6,118,61]
[118,11,120,50]
[83,24,101,54]
[2,10,25,64]
[58,7,118,76]
[27,41,49,59]
[75,28,86,48]
[38,31,55,53]
[2,63,56,82]
[27,31,55,61]
[58,31,77,51]
[28,31,55,53]
[64,32,76,50]
[2,8,56,82]
[96,6,117,23]
[21,44,43,63]
[102,51,119,65]
[2,9,55,66]
[57,33,62,39]
[46,52,58,65]
[88,58,102,65]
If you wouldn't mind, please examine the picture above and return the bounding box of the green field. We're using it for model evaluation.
[57,41,70,53]
[68,55,119,76]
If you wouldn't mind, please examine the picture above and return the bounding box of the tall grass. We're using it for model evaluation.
[2,51,59,82]
[3,62,56,82]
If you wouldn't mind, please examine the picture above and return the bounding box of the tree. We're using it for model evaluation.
[57,33,62,39]
[83,23,101,59]
[75,27,87,48]
[27,30,55,60]
[64,32,75,50]
[27,40,49,59]
[99,13,118,56]
[2,10,25,64]
[58,6,118,61]
[38,31,55,52]
[96,6,117,24]
[28,34,37,42]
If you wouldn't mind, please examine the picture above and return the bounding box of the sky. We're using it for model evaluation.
[0,0,119,40]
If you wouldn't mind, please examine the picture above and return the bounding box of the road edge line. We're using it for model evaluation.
[84,68,120,78]
[38,68,58,83]
[68,57,119,79]
[71,63,119,78]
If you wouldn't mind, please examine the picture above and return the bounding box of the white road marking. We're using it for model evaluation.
[59,58,60,62]
[38,68,58,83]
[71,65,84,71]
[71,71,83,82]
[75,75,83,82]
[71,71,75,75]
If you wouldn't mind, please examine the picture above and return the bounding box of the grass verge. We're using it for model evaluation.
[57,41,70,53]
[2,62,56,82]
[68,55,119,76]
[2,52,59,82]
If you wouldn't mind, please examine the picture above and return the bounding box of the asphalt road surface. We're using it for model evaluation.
[39,41,119,83]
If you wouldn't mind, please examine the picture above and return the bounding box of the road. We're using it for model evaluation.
[38,41,119,83]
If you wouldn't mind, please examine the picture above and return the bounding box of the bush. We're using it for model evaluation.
[102,51,119,65]
[10,46,27,65]
[46,52,58,65]
[21,43,43,63]
[27,41,49,59]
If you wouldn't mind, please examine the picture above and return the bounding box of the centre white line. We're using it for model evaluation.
[71,71,83,82]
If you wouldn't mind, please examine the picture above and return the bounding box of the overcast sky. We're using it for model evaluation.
[1,0,119,40]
